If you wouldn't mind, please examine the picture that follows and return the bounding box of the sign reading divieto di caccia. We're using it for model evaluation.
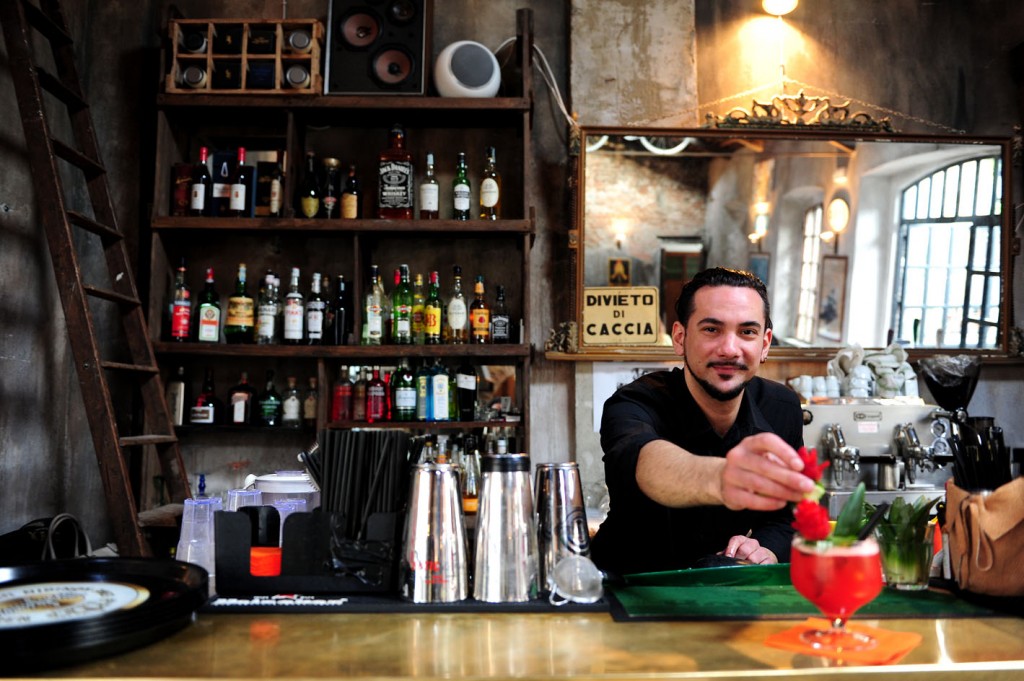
[582,286,660,345]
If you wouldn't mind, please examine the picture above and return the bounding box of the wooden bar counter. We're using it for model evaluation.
[25,610,1024,680]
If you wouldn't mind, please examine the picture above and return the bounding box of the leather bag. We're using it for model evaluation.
[945,477,1024,596]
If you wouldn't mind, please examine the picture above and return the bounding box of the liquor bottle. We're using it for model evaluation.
[258,370,282,427]
[281,376,302,428]
[190,368,222,425]
[491,284,511,344]
[341,164,361,219]
[414,361,431,421]
[298,151,320,219]
[352,367,368,421]
[303,376,318,429]
[479,146,501,219]
[195,267,220,343]
[255,271,278,345]
[452,151,471,220]
[364,265,385,345]
[446,265,468,344]
[229,147,249,217]
[224,263,255,344]
[330,274,349,345]
[283,267,304,344]
[418,152,439,219]
[227,371,257,426]
[366,366,387,423]
[391,264,413,344]
[377,124,414,219]
[455,360,478,421]
[170,260,191,342]
[411,273,426,344]
[268,159,284,217]
[305,272,326,344]
[330,365,353,422]
[470,275,490,343]
[166,365,188,426]
[391,358,417,422]
[461,435,481,514]
[189,146,212,217]
[423,270,443,345]
[428,359,451,422]
[320,157,341,219]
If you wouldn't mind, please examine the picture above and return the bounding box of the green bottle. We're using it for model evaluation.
[391,358,417,421]
[452,151,471,220]
[391,264,413,344]
[224,263,254,344]
[258,369,282,427]
[424,270,443,345]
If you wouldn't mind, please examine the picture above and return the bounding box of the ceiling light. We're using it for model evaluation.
[762,0,798,16]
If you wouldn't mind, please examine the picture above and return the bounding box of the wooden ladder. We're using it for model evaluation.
[0,0,190,556]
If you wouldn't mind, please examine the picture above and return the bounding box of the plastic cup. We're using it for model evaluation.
[226,488,262,511]
[176,496,223,594]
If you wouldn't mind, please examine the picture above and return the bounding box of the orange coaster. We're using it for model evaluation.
[765,618,922,665]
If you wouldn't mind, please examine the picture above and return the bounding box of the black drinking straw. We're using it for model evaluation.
[857,502,890,541]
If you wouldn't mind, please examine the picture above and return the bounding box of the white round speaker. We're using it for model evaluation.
[433,40,501,98]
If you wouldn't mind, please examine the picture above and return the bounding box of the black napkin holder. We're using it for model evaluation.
[214,510,398,595]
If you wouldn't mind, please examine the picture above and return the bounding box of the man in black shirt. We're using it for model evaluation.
[591,268,813,576]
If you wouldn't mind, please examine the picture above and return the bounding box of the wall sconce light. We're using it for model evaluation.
[827,196,850,234]
[762,0,798,16]
[611,217,629,251]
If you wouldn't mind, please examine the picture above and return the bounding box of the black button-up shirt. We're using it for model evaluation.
[590,368,803,576]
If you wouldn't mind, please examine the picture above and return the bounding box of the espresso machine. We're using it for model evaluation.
[802,399,955,517]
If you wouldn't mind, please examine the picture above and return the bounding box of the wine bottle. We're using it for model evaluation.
[377,124,414,219]
[305,271,326,344]
[189,146,212,216]
[479,146,501,219]
[341,164,361,219]
[224,263,255,344]
[391,359,417,422]
[320,157,341,219]
[268,159,284,217]
[195,267,220,343]
[303,376,318,429]
[452,151,471,220]
[330,274,349,345]
[229,147,249,217]
[166,365,188,426]
[418,152,439,219]
[170,260,191,342]
[455,361,478,421]
[414,360,431,421]
[298,151,321,219]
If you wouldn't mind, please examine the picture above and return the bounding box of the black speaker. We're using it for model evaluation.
[325,0,432,95]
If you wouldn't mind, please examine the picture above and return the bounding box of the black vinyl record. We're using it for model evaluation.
[0,557,207,673]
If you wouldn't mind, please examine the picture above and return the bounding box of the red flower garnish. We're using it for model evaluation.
[797,446,829,482]
[792,499,831,541]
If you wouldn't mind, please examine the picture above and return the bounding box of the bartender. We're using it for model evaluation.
[590,268,814,576]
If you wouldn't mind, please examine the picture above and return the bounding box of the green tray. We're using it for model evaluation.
[608,564,1004,621]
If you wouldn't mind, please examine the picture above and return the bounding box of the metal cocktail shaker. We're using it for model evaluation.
[473,453,538,602]
[534,461,591,593]
[399,462,468,603]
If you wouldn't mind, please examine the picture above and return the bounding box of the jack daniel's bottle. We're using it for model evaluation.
[376,124,413,219]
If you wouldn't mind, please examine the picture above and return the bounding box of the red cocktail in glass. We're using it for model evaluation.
[790,536,884,650]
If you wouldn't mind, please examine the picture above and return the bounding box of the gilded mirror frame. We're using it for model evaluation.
[557,126,1016,362]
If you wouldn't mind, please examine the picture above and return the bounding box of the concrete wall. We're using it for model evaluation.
[0,0,571,548]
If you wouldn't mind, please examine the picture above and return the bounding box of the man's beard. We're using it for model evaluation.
[685,362,751,402]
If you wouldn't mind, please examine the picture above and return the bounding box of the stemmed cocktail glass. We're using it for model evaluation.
[790,536,884,651]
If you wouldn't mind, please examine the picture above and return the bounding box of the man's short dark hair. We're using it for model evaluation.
[674,267,772,330]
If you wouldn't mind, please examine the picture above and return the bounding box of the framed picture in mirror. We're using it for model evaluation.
[817,255,848,342]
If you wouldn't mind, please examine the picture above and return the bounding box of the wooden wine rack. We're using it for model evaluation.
[165,18,324,95]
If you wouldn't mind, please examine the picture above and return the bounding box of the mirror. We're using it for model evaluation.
[573,127,1013,357]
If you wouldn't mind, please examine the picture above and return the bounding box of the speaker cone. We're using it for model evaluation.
[340,11,380,49]
[372,48,414,85]
[388,0,417,24]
